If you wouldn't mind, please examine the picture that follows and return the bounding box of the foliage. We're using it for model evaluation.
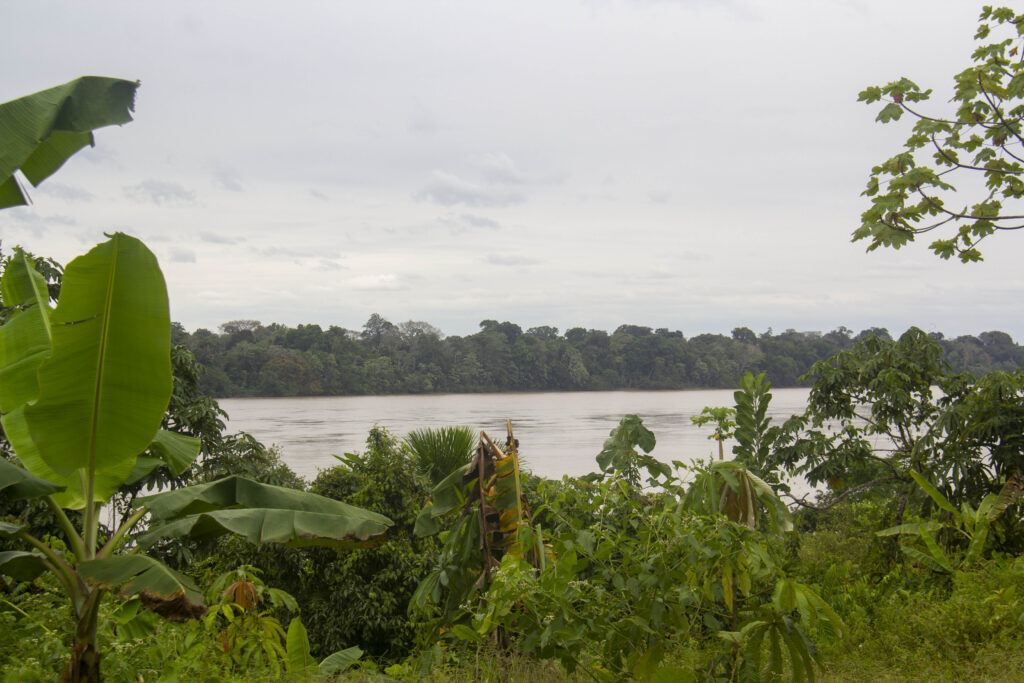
[406,425,477,486]
[856,6,1024,262]
[415,420,839,681]
[761,328,1024,521]
[877,471,1024,573]
[0,77,138,208]
[412,423,549,642]
[178,315,1024,397]
[691,406,735,460]
[186,427,435,662]
[299,427,436,659]
[592,414,669,486]
[0,235,392,681]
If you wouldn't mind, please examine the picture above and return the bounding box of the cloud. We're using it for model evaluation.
[211,166,243,192]
[349,273,405,290]
[199,231,240,245]
[123,180,196,205]
[315,258,346,271]
[5,209,76,227]
[476,152,526,185]
[37,182,93,202]
[486,254,541,266]
[416,170,525,208]
[168,247,196,263]
[256,245,341,259]
[460,213,501,230]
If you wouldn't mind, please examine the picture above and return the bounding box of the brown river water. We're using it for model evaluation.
[219,388,814,483]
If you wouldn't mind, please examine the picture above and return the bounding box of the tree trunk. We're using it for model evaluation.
[63,640,101,683]
[63,589,102,683]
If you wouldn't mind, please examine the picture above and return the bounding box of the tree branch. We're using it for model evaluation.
[782,475,906,511]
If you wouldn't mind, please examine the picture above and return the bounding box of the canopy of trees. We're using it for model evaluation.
[175,317,1024,397]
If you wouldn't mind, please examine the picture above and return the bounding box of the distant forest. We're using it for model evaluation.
[175,316,1024,397]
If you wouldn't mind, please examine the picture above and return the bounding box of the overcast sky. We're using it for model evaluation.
[2,0,1022,340]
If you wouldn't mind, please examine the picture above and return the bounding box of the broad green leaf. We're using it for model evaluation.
[965,515,990,567]
[136,475,392,549]
[986,473,1024,521]
[125,430,201,484]
[632,644,664,682]
[319,646,362,676]
[918,529,954,573]
[1,407,84,508]
[0,521,25,538]
[909,470,958,518]
[450,624,484,642]
[78,555,205,617]
[901,545,952,573]
[148,429,201,477]
[0,251,52,413]
[0,457,64,499]
[22,234,171,503]
[876,521,941,537]
[0,550,48,581]
[0,77,138,208]
[285,618,315,673]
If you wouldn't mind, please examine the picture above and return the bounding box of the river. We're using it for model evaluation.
[219,388,812,482]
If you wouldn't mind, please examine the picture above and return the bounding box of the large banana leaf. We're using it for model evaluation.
[0,550,48,581]
[0,251,52,412]
[20,234,171,505]
[136,476,392,549]
[77,555,205,619]
[0,77,138,208]
[0,458,63,499]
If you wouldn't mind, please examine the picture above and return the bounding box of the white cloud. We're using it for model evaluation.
[123,180,196,206]
[416,171,525,208]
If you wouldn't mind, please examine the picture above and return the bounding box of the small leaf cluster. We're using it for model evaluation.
[856,6,1024,261]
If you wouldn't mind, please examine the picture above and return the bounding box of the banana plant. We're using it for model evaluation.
[0,236,392,682]
[412,421,549,633]
[0,76,139,208]
[877,470,1024,572]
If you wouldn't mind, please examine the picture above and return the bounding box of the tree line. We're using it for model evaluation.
[177,315,1024,397]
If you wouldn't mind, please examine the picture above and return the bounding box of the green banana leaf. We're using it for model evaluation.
[285,619,316,674]
[0,76,138,208]
[0,250,52,412]
[77,555,205,619]
[126,429,202,484]
[20,233,171,505]
[136,476,392,549]
[0,550,48,581]
[908,470,959,518]
[0,458,63,499]
[319,646,363,676]
[0,521,25,538]
[414,463,474,537]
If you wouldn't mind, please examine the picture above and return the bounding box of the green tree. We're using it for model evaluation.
[856,6,1024,262]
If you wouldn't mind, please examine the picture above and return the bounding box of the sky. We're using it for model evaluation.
[2,0,1022,340]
